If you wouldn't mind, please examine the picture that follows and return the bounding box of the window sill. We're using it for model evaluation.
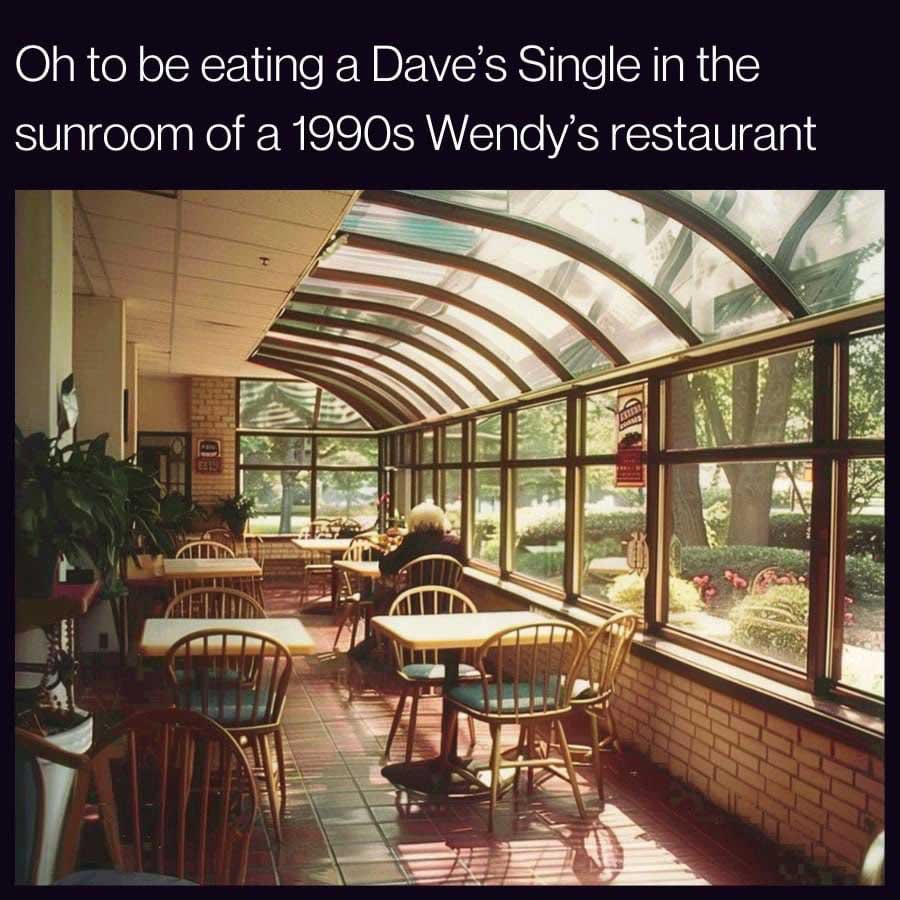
[462,567,884,754]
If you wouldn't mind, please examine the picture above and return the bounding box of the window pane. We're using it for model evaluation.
[316,470,379,525]
[445,424,463,463]
[669,460,812,670]
[316,436,378,467]
[241,469,310,534]
[475,414,502,461]
[420,429,434,464]
[239,434,313,466]
[513,467,566,586]
[668,347,813,450]
[444,470,462,533]
[473,469,501,564]
[840,459,884,697]
[582,467,647,607]
[418,469,434,504]
[401,433,415,465]
[849,331,885,439]
[516,401,566,459]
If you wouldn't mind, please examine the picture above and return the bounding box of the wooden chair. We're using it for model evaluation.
[165,630,293,844]
[397,554,464,591]
[173,540,237,597]
[860,830,884,885]
[383,586,480,762]
[164,586,267,619]
[176,540,236,560]
[332,537,383,652]
[445,621,588,831]
[83,708,257,885]
[242,535,266,605]
[300,521,341,601]
[539,611,638,806]
[202,528,237,554]
[15,727,92,884]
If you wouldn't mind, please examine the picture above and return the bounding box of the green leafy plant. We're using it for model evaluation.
[158,493,206,542]
[730,583,809,664]
[15,426,175,598]
[216,494,257,537]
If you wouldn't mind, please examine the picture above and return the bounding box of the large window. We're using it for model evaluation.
[237,380,379,533]
[393,312,883,715]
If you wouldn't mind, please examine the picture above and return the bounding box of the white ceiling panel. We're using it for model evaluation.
[183,190,352,228]
[178,232,311,275]
[77,190,178,228]
[73,189,352,378]
[83,215,176,254]
[176,257,296,292]
[176,275,285,306]
[181,204,326,254]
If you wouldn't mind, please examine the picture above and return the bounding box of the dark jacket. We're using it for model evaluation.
[378,530,466,577]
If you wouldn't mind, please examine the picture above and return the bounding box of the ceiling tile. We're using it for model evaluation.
[181,204,327,254]
[182,190,352,228]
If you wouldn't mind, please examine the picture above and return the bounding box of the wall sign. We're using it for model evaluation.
[196,457,223,474]
[615,385,646,488]
[198,438,221,458]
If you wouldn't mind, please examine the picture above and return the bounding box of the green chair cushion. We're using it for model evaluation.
[183,686,275,725]
[447,677,562,714]
[401,662,480,681]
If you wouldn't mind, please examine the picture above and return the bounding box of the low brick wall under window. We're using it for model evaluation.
[461,574,884,878]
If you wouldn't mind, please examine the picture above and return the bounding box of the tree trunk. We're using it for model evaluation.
[725,352,798,545]
[279,471,296,533]
[667,374,708,546]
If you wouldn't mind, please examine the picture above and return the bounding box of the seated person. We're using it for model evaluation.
[347,502,466,663]
[378,501,466,584]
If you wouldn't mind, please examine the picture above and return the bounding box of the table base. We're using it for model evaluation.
[381,756,518,800]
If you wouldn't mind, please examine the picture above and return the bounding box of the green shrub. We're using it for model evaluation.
[681,545,883,611]
[608,573,702,616]
[516,510,645,550]
[730,583,808,663]
[473,514,499,546]
[768,513,884,562]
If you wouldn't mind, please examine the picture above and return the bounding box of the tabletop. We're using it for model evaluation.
[291,537,354,553]
[371,610,553,651]
[334,559,383,578]
[162,557,262,579]
[139,617,316,656]
[586,557,630,577]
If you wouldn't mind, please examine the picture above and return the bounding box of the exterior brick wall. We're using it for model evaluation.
[189,376,236,509]
[461,575,884,879]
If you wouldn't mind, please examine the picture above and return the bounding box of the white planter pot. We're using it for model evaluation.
[33,713,94,884]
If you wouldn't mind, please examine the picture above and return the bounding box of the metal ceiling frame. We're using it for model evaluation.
[259,335,447,415]
[248,356,398,427]
[359,189,701,347]
[290,290,530,393]
[615,190,809,319]
[311,266,572,381]
[252,349,426,422]
[276,310,500,402]
[266,323,468,408]
[339,231,628,366]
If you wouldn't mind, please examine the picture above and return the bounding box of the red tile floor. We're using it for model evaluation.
[76,578,845,886]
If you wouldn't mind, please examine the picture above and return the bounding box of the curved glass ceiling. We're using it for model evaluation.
[256,189,884,425]
[239,379,372,430]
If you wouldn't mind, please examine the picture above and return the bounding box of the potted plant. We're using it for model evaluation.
[15,426,180,599]
[216,494,256,538]
[14,426,182,883]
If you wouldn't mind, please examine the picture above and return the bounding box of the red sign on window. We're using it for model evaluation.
[615,386,646,488]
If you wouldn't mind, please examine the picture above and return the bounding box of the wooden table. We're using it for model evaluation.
[162,558,262,580]
[371,610,550,798]
[290,538,354,554]
[139,617,317,657]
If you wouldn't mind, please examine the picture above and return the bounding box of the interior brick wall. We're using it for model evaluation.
[462,575,884,879]
[189,376,236,509]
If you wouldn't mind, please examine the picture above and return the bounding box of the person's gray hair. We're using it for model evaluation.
[407,502,449,533]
